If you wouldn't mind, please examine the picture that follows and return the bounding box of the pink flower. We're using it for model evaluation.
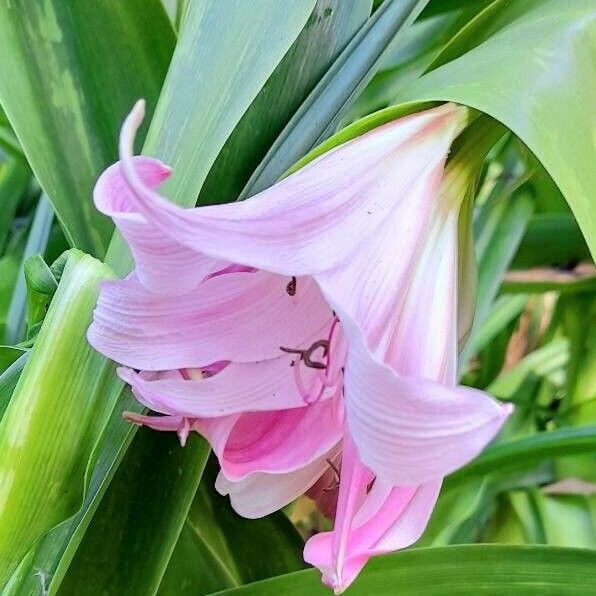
[88,100,511,593]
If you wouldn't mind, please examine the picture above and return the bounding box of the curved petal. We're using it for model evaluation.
[94,157,224,294]
[304,478,441,593]
[344,330,512,485]
[114,101,466,279]
[118,351,339,417]
[88,270,331,370]
[215,393,344,481]
[215,446,340,519]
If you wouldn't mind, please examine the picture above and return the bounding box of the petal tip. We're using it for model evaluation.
[501,401,515,418]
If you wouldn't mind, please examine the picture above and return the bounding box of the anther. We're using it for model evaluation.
[286,276,297,296]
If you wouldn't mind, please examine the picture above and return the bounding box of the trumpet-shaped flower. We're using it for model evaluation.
[88,100,511,593]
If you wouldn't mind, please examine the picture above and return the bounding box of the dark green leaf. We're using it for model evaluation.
[449,426,596,487]
[199,0,371,204]
[241,0,429,196]
[159,459,304,595]
[59,430,210,596]
[0,157,30,253]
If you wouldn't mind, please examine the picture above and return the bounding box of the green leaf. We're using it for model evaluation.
[502,268,596,295]
[449,426,596,487]
[0,255,19,340]
[23,254,58,332]
[470,294,529,356]
[4,195,54,344]
[513,214,591,270]
[0,351,26,420]
[0,0,175,256]
[199,0,371,204]
[394,0,596,258]
[210,545,596,595]
[241,0,429,196]
[459,186,534,367]
[349,1,492,118]
[159,459,305,595]
[0,157,30,254]
[58,430,210,596]
[0,250,116,586]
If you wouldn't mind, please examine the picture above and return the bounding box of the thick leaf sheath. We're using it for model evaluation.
[0,250,116,585]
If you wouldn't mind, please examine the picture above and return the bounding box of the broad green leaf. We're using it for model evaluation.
[394,0,596,258]
[211,545,596,595]
[199,0,372,204]
[0,250,116,586]
[58,430,210,596]
[159,459,305,595]
[144,0,318,203]
[241,0,429,196]
[0,0,175,255]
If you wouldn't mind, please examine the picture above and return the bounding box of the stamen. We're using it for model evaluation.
[303,339,329,370]
[286,276,297,296]
[323,458,341,492]
[281,317,343,405]
[327,458,341,482]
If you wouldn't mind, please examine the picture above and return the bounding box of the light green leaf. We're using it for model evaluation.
[210,545,596,595]
[395,0,596,257]
[0,250,116,586]
[0,0,175,255]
